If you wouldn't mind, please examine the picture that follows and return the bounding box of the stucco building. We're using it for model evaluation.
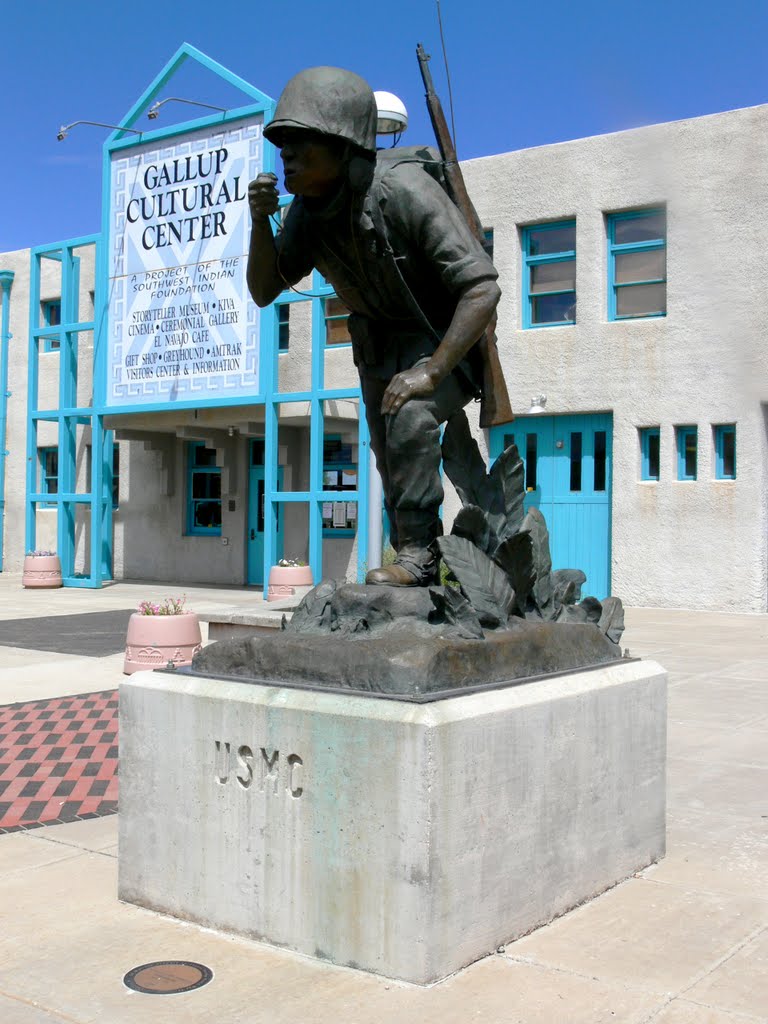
[0,46,764,612]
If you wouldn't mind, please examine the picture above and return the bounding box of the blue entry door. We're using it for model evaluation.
[247,441,283,586]
[490,414,613,599]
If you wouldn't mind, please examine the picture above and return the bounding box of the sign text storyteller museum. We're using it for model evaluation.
[107,115,264,409]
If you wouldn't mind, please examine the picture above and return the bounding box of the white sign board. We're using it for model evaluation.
[106,115,263,408]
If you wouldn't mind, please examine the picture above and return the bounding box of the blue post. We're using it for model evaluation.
[262,318,279,591]
[0,270,15,572]
[57,250,75,578]
[356,412,370,582]
[308,295,326,583]
[25,252,41,556]
[28,237,102,586]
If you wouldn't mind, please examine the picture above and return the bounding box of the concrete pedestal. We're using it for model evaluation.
[119,659,666,985]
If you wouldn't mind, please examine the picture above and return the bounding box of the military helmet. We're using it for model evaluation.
[264,67,378,154]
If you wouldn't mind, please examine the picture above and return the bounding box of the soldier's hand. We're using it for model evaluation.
[381,367,437,415]
[248,173,279,220]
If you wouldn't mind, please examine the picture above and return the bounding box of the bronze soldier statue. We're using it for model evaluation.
[247,66,504,587]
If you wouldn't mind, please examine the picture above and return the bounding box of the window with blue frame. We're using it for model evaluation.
[111,444,120,508]
[522,221,576,328]
[639,427,661,481]
[608,209,666,320]
[483,227,494,260]
[41,299,61,351]
[86,444,121,509]
[714,424,736,480]
[277,303,290,352]
[186,442,222,535]
[39,447,58,505]
[322,435,357,535]
[676,426,697,481]
[323,297,351,345]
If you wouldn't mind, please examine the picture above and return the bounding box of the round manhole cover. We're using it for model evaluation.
[123,960,213,995]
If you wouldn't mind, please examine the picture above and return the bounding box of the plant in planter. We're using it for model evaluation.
[22,550,62,589]
[124,595,203,675]
[267,557,314,602]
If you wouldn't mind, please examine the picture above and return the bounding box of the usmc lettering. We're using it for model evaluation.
[214,740,304,798]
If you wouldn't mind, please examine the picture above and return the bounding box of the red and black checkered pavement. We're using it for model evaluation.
[0,689,118,833]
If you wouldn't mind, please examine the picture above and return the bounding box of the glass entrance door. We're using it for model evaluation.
[247,441,283,586]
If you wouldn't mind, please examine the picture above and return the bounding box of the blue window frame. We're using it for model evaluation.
[111,444,120,509]
[714,424,736,480]
[42,300,61,352]
[608,209,666,320]
[322,435,357,537]
[186,442,222,535]
[323,296,351,346]
[87,443,120,509]
[277,303,290,352]
[39,447,58,505]
[639,427,661,481]
[676,426,697,481]
[522,221,576,328]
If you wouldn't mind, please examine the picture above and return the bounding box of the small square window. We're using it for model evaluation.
[522,221,576,328]
[42,300,61,352]
[714,424,736,480]
[39,447,58,505]
[277,303,290,352]
[608,210,666,321]
[86,444,120,509]
[639,427,660,481]
[112,444,120,508]
[323,297,351,345]
[676,426,697,481]
[483,228,494,261]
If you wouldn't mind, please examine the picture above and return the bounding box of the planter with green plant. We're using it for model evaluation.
[22,550,62,589]
[267,558,313,602]
[124,596,202,675]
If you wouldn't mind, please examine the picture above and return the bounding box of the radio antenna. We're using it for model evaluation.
[435,0,458,152]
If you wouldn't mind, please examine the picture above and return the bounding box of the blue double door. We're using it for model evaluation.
[490,413,613,599]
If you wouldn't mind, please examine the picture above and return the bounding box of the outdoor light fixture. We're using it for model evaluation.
[528,394,547,415]
[57,121,143,141]
[374,91,408,136]
[147,97,228,120]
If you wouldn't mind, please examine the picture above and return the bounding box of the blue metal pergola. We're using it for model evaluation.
[26,44,370,588]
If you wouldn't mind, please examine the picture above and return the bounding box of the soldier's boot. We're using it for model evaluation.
[366,510,440,587]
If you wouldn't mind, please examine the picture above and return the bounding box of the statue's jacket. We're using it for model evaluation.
[273,155,500,397]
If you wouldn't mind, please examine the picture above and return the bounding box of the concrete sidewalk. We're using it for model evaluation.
[0,575,279,704]
[0,576,765,1023]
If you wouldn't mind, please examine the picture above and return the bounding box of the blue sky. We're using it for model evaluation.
[1,0,766,251]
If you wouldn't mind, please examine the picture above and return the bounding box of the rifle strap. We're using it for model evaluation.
[363,180,442,346]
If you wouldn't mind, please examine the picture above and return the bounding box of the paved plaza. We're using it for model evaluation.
[0,574,765,1023]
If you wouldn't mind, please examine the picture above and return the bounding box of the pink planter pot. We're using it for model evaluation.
[267,564,313,602]
[123,612,203,675]
[22,554,63,589]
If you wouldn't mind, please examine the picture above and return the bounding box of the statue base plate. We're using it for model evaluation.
[190,619,624,698]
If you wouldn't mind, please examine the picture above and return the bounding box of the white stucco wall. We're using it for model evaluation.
[463,104,767,611]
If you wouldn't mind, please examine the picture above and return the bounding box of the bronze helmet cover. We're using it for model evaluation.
[264,66,378,154]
